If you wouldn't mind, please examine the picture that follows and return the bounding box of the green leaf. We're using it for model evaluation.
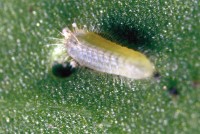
[0,0,199,133]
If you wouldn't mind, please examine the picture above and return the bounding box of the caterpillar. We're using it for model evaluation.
[60,23,154,79]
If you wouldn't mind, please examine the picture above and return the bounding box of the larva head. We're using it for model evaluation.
[62,23,81,40]
[62,27,79,48]
[62,28,73,40]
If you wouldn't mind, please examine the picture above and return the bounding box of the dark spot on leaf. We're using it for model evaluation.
[153,71,161,79]
[192,80,200,88]
[52,62,75,78]
[29,6,33,13]
[168,87,179,96]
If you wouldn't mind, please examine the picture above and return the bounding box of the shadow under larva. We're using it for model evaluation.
[99,14,158,52]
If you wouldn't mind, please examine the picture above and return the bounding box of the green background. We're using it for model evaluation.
[0,0,199,133]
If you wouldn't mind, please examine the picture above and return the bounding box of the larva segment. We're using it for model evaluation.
[63,27,154,79]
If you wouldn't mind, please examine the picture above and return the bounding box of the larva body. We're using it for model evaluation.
[62,27,154,79]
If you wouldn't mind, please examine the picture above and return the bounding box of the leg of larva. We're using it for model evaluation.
[70,59,79,69]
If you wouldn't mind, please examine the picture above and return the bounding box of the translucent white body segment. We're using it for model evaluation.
[62,26,154,79]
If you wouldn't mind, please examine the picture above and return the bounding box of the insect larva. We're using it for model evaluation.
[62,24,155,79]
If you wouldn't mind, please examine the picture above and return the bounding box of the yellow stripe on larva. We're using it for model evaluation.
[63,27,154,79]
